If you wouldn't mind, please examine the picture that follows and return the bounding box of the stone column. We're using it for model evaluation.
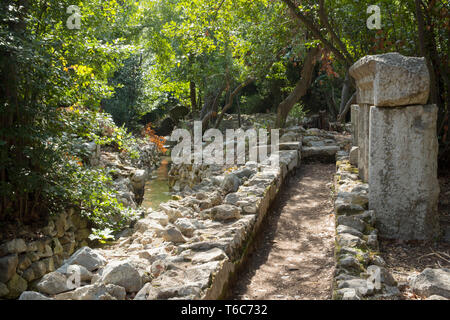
[356,104,370,182]
[349,105,360,166]
[350,52,439,240]
[351,105,359,146]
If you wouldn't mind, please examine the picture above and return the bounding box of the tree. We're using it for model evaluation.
[275,46,320,128]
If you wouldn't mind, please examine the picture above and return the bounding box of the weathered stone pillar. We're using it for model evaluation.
[349,105,360,166]
[350,52,439,240]
[356,104,370,182]
[351,105,359,146]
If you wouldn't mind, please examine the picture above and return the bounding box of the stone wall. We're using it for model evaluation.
[333,153,400,300]
[0,209,91,299]
[0,141,159,300]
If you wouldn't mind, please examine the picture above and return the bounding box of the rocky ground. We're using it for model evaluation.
[7,113,450,301]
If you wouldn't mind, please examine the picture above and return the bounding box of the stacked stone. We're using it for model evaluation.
[349,52,440,240]
[0,210,90,299]
[333,153,400,300]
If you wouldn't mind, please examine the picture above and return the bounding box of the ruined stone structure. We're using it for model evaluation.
[350,52,440,240]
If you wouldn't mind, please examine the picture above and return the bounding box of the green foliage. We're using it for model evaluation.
[288,103,307,125]
[0,0,142,236]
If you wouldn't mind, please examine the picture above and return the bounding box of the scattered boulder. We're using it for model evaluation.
[60,247,106,272]
[100,260,143,293]
[162,226,187,243]
[36,271,70,295]
[56,283,126,300]
[19,291,53,300]
[410,268,450,299]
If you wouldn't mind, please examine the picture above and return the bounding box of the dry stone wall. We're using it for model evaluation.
[0,209,91,299]
[332,152,400,300]
[0,142,158,300]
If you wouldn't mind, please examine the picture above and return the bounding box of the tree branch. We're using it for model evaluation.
[281,0,352,67]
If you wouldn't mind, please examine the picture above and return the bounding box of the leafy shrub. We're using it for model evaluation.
[288,103,307,125]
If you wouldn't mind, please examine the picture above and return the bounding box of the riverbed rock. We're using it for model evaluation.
[100,260,142,293]
[409,268,450,298]
[174,218,196,237]
[59,247,106,272]
[161,226,187,244]
[36,271,70,295]
[19,291,53,300]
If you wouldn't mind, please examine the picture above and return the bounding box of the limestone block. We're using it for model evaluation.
[351,105,359,146]
[369,105,439,240]
[357,104,370,182]
[349,146,359,166]
[349,52,430,107]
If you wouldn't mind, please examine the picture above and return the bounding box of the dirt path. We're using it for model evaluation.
[230,163,336,300]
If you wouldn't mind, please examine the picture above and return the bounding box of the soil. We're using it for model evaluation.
[229,163,336,300]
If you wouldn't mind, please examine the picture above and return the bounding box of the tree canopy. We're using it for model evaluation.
[0,0,448,232]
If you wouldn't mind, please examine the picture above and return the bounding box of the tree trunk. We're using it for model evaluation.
[337,92,356,122]
[190,81,197,112]
[214,78,253,129]
[275,47,320,128]
[414,0,440,107]
[339,72,352,114]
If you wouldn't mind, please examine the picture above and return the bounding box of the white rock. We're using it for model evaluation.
[174,218,196,237]
[162,226,187,243]
[19,291,54,300]
[36,272,71,295]
[211,204,241,221]
[60,247,107,272]
[410,268,450,298]
[100,260,142,293]
[191,248,227,264]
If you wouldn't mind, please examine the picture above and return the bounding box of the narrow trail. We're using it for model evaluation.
[230,163,336,300]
